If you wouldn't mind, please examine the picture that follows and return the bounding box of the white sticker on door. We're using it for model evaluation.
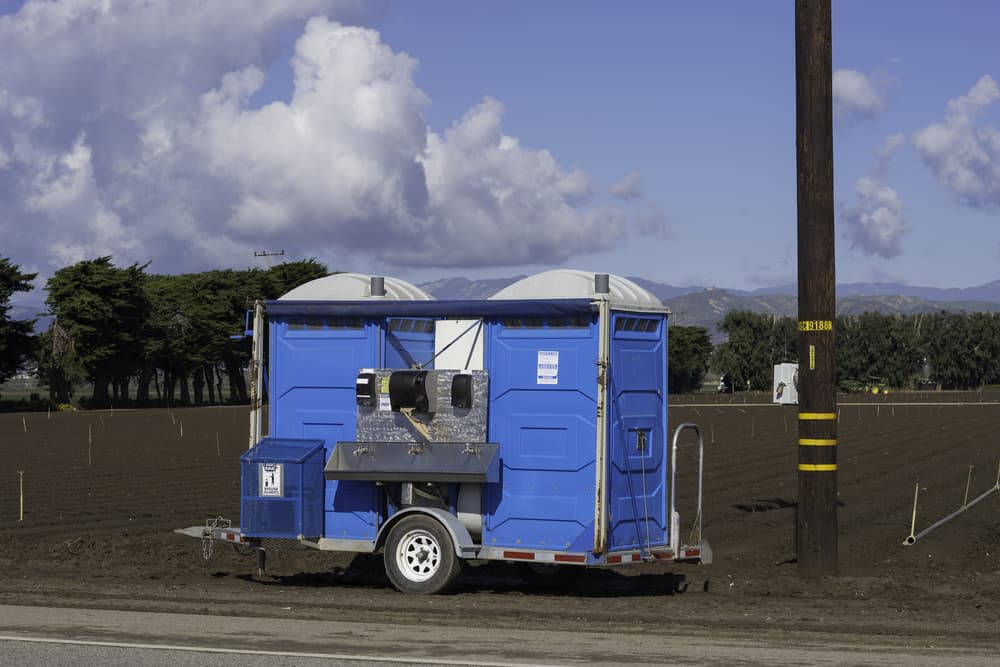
[537,350,559,385]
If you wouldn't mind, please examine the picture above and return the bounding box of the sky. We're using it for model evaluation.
[2,0,999,317]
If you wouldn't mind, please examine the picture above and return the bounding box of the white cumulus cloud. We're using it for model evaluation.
[0,0,360,272]
[833,69,886,122]
[610,171,643,200]
[841,134,908,258]
[912,75,1000,209]
[0,1,647,279]
[877,133,906,164]
[842,177,907,258]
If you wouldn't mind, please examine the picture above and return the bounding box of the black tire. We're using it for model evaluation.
[515,562,580,589]
[384,515,462,594]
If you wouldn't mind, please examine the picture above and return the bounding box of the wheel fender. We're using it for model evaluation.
[377,508,477,559]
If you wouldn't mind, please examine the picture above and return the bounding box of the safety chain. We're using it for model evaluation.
[201,516,232,561]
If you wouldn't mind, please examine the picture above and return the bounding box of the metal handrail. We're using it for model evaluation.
[670,423,704,553]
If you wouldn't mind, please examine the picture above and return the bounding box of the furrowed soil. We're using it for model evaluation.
[1,394,998,651]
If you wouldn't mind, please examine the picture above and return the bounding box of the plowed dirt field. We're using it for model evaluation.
[1,393,998,652]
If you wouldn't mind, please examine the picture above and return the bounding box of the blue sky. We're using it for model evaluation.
[1,0,998,309]
[366,1,1000,289]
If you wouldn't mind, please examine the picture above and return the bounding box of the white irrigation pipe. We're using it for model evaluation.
[904,463,1000,546]
[17,470,24,522]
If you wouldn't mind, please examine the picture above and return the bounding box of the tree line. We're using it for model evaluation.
[1,256,325,407]
[2,255,997,405]
[688,310,1000,393]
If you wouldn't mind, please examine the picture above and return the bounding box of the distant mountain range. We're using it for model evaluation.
[419,276,1000,341]
[417,276,528,300]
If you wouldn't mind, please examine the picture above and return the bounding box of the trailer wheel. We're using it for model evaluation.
[515,562,580,589]
[384,515,461,594]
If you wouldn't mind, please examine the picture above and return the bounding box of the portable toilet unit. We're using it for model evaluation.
[773,363,799,405]
[244,273,435,544]
[485,270,678,558]
[212,270,709,594]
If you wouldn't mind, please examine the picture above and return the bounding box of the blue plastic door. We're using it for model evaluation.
[606,311,668,552]
[484,316,599,552]
[269,315,380,540]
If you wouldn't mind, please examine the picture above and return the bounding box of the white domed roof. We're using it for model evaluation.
[278,273,434,301]
[489,270,662,308]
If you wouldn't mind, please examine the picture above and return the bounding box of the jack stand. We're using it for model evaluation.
[255,547,267,579]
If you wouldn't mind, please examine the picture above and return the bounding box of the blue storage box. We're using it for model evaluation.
[240,438,325,538]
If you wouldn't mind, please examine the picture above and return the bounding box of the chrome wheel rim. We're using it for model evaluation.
[395,529,441,582]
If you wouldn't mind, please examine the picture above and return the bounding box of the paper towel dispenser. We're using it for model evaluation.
[389,370,434,413]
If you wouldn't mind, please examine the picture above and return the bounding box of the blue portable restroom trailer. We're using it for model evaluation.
[188,270,709,594]
[255,273,436,544]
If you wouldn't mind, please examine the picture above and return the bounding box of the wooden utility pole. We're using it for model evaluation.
[795,0,838,576]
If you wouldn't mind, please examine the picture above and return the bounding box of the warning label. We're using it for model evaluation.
[260,463,283,497]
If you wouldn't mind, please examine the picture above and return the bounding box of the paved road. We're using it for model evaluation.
[0,604,995,666]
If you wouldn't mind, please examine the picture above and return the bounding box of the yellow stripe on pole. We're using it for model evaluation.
[799,412,837,420]
[799,438,837,446]
[799,463,837,472]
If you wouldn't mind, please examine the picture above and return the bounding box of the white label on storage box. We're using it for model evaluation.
[537,350,559,385]
[260,462,283,497]
[378,393,392,411]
